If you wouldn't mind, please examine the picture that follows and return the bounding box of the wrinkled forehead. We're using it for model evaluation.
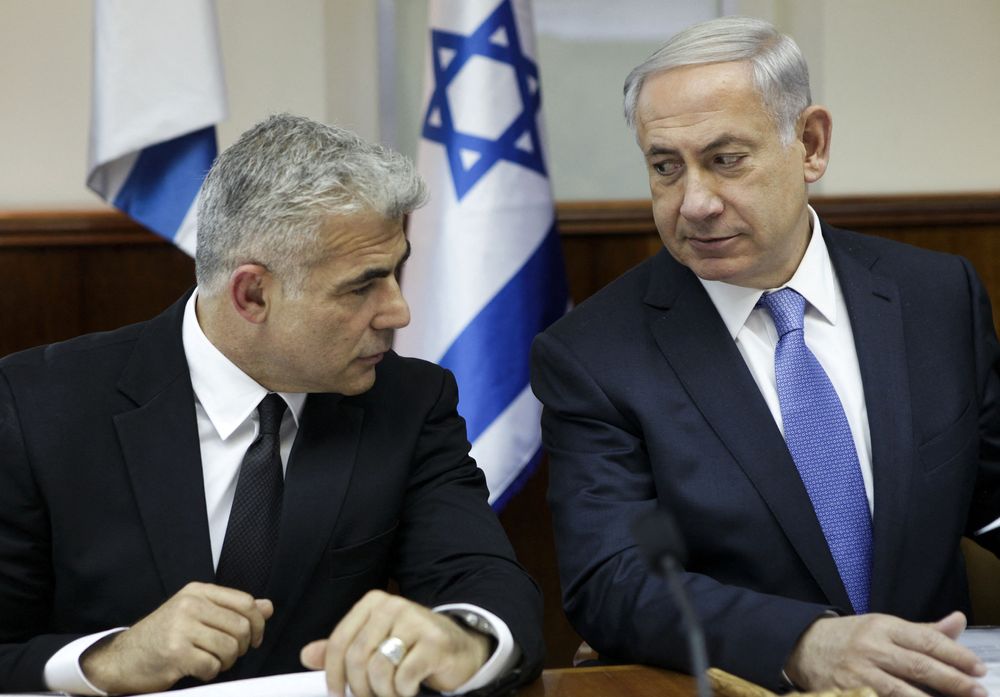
[635,62,774,145]
[636,61,760,119]
[304,211,405,267]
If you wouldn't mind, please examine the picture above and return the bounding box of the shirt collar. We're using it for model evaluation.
[181,290,307,440]
[699,206,838,339]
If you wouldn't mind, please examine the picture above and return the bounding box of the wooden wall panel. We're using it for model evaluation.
[3,193,999,667]
[0,212,194,357]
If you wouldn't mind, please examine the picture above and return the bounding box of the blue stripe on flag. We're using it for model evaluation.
[113,126,217,241]
[439,225,567,443]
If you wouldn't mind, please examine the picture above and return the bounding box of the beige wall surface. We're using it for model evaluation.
[0,0,997,210]
[528,0,1000,198]
[2,1,95,209]
[811,0,1000,195]
[0,0,337,210]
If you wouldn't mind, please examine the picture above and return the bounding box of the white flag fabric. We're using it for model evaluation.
[395,0,568,509]
[87,0,227,256]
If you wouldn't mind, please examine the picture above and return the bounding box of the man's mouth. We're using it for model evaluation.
[358,346,391,363]
[688,234,739,250]
[357,353,384,366]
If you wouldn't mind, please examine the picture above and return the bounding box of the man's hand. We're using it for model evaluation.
[81,582,273,694]
[299,590,492,697]
[785,611,987,697]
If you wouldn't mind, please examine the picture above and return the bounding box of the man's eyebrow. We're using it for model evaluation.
[644,135,754,159]
[339,240,412,289]
[700,135,754,154]
[644,144,679,159]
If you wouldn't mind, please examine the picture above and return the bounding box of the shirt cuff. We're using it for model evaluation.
[44,628,126,696]
[975,516,1000,536]
[782,610,841,689]
[432,603,519,695]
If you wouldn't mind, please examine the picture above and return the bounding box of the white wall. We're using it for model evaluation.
[811,0,1000,195]
[1,0,997,210]
[2,2,95,209]
[216,0,329,146]
[527,0,1000,198]
[0,0,341,210]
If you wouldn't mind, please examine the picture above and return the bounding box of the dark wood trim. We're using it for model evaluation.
[2,193,999,247]
[556,200,655,235]
[555,192,1000,237]
[812,193,1000,228]
[0,210,166,247]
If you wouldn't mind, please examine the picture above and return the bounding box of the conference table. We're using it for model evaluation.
[518,664,876,697]
[520,664,696,696]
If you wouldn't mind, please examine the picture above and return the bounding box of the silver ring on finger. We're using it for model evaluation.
[377,636,407,667]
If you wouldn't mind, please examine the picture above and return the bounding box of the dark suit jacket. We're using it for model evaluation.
[530,223,1000,690]
[0,293,543,692]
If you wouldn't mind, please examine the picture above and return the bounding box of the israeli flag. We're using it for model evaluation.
[395,0,568,509]
[87,0,227,256]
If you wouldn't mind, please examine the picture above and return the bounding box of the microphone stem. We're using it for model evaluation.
[661,556,712,697]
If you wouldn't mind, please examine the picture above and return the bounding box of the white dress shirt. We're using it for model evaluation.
[45,290,515,694]
[698,207,875,513]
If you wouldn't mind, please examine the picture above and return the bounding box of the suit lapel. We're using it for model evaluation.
[645,251,852,609]
[824,226,914,611]
[114,295,365,677]
[234,393,364,677]
[114,294,216,596]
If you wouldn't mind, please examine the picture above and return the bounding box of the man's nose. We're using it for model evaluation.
[374,277,410,330]
[679,173,724,221]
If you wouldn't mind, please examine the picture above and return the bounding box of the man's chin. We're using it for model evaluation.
[689,260,744,283]
[337,367,378,396]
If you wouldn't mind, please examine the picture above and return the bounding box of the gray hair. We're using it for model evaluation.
[195,113,427,296]
[623,16,811,144]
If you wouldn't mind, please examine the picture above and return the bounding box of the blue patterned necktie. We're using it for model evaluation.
[216,393,287,598]
[758,288,872,614]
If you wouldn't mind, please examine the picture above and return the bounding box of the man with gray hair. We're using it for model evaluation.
[0,114,542,696]
[532,16,1000,697]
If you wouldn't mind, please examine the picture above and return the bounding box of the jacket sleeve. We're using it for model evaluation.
[389,366,544,689]
[0,369,85,692]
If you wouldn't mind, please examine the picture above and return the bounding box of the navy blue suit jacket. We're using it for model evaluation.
[530,223,1000,689]
[0,293,543,692]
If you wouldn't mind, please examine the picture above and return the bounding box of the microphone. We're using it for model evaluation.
[632,508,712,697]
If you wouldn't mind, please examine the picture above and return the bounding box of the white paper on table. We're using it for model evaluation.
[0,674,329,697]
[960,627,1000,694]
[0,671,332,697]
[134,670,438,697]
[148,671,328,697]
[5,669,440,696]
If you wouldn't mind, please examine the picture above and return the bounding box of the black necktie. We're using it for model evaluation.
[216,393,287,597]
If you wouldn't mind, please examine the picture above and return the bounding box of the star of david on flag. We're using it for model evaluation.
[422,0,546,200]
[395,0,568,510]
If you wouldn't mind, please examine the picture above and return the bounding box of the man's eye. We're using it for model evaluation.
[352,283,374,296]
[715,154,745,167]
[652,161,682,176]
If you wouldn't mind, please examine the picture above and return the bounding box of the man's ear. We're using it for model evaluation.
[229,264,273,325]
[799,105,832,184]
